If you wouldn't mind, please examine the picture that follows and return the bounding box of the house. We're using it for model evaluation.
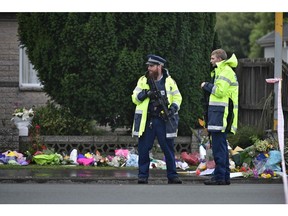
[257,23,288,62]
[0,13,49,151]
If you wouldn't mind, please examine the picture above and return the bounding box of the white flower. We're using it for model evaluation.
[11,107,34,121]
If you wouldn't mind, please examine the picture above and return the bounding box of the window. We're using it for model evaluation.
[19,47,43,90]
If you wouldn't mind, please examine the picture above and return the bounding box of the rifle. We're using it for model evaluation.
[148,77,174,129]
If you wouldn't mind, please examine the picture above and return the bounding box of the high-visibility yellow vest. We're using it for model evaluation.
[131,70,182,138]
[207,54,239,134]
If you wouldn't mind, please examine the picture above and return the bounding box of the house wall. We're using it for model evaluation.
[0,14,49,150]
[264,46,288,62]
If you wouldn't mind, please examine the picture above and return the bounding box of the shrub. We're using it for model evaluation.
[17,12,218,135]
[227,125,264,149]
[30,101,107,135]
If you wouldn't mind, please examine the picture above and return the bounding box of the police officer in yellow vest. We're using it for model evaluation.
[132,54,182,184]
[201,49,239,185]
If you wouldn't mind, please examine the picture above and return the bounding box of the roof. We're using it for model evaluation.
[257,23,288,47]
[0,13,17,20]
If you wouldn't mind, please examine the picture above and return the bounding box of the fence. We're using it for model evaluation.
[236,58,288,132]
[18,134,202,155]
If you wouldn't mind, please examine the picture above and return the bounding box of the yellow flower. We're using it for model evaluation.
[85,152,93,158]
[261,173,272,178]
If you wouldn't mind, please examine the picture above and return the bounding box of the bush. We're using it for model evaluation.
[227,125,264,149]
[17,12,218,135]
[30,101,107,135]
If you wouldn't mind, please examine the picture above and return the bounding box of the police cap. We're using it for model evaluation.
[145,54,166,66]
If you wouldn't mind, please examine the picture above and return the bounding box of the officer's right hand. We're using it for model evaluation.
[138,89,157,101]
[146,90,157,99]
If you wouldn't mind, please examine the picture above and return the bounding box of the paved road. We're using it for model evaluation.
[0,183,285,204]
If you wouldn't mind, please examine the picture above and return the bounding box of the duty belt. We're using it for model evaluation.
[147,112,162,119]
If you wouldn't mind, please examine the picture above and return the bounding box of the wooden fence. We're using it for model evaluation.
[236,58,288,132]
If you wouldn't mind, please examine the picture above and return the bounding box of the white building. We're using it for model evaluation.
[257,23,288,62]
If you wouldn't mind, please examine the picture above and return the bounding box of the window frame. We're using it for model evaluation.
[19,46,43,91]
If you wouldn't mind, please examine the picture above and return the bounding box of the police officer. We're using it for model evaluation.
[132,54,182,184]
[201,49,239,185]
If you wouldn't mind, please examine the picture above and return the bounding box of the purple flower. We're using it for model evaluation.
[263,169,274,175]
[252,169,259,178]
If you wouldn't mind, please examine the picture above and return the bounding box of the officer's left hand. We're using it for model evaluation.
[168,107,176,117]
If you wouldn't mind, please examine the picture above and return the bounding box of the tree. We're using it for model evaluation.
[215,12,276,59]
[17,13,218,135]
[249,13,274,58]
[216,13,257,58]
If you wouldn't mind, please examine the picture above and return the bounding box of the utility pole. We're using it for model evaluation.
[268,12,287,204]
[273,12,283,130]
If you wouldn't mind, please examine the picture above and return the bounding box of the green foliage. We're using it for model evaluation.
[30,100,106,135]
[216,12,276,58]
[216,13,258,58]
[238,135,279,168]
[249,13,275,58]
[239,145,255,168]
[17,12,217,135]
[227,125,264,149]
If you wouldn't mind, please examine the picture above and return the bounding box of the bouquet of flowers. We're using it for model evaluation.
[11,107,34,121]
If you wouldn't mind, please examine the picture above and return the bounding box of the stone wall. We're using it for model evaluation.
[16,135,199,155]
[0,128,19,152]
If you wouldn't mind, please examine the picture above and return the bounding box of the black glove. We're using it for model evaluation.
[146,90,157,99]
[168,106,177,117]
[137,89,157,101]
[168,109,175,117]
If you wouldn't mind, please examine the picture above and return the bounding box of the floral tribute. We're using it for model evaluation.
[26,124,47,158]
[231,136,282,179]
[11,107,34,121]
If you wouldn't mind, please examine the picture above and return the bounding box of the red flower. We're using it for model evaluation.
[35,125,41,133]
[33,151,43,156]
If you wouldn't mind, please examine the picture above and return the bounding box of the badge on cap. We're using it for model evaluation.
[146,54,166,66]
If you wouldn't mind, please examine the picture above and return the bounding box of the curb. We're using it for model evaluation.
[0,176,283,184]
[0,168,284,184]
